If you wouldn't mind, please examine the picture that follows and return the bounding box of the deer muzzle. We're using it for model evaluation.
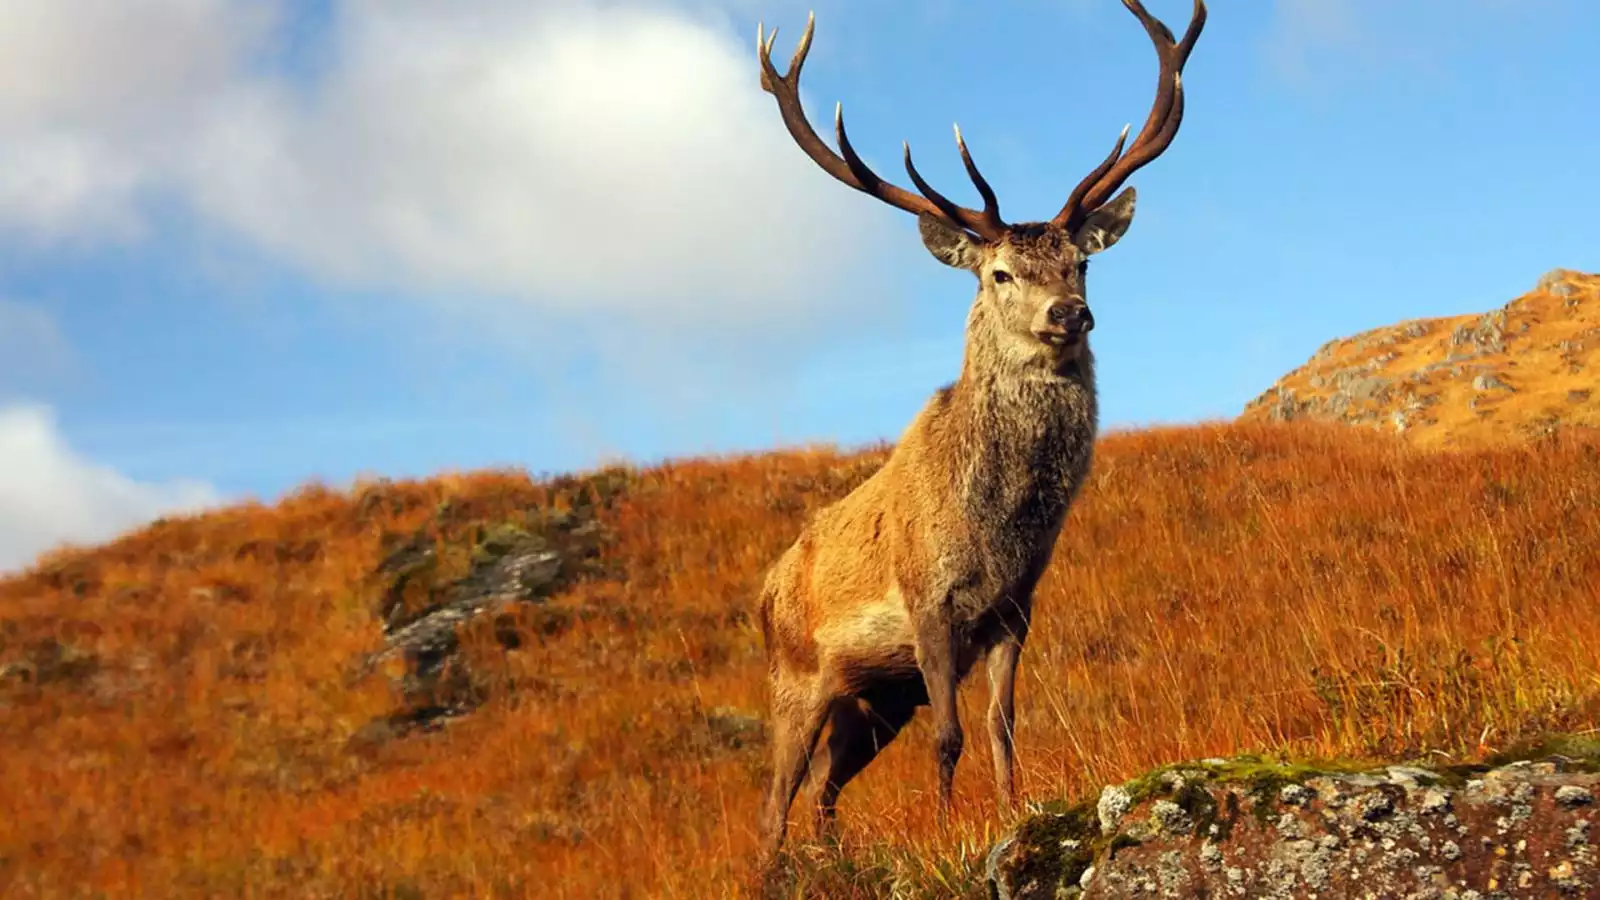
[1041,301,1094,342]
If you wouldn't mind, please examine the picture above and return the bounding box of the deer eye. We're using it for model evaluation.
[992,270,1013,284]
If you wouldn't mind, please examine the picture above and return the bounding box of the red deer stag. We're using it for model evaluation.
[753,0,1207,867]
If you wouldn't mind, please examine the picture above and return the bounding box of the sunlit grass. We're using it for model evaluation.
[3,422,1599,898]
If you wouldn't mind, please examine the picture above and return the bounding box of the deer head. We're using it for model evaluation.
[757,0,1205,365]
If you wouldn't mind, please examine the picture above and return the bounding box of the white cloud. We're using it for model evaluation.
[0,404,221,573]
[0,0,276,244]
[0,0,897,331]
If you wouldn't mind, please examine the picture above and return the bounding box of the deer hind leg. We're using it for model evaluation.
[812,692,918,841]
[757,671,831,871]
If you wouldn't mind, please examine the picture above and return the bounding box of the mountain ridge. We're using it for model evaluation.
[1242,268,1600,447]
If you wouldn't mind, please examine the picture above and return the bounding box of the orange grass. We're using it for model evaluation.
[3,421,1600,898]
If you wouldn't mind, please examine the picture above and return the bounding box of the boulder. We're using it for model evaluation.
[988,746,1600,899]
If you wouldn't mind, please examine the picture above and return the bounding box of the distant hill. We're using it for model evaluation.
[1242,269,1600,448]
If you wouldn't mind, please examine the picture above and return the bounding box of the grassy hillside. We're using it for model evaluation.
[1243,269,1600,447]
[4,422,1600,898]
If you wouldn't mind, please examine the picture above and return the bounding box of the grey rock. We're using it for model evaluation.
[1281,783,1314,807]
[1420,789,1453,815]
[1098,785,1133,835]
[1451,310,1508,354]
[1472,372,1513,392]
[1537,268,1583,292]
[1360,790,1396,821]
[988,754,1600,900]
[1152,797,1190,832]
[984,835,1018,900]
[352,505,610,737]
[1556,785,1594,808]
[1347,375,1391,401]
[1567,819,1590,849]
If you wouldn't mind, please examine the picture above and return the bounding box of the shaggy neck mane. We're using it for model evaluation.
[952,302,1097,414]
[927,300,1100,551]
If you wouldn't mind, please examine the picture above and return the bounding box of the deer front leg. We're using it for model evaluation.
[914,599,962,826]
[985,634,1024,815]
[756,672,830,874]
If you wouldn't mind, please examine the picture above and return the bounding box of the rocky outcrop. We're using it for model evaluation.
[351,492,615,737]
[1241,269,1600,448]
[988,743,1600,899]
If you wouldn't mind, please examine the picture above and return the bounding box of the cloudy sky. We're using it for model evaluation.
[1,0,1596,571]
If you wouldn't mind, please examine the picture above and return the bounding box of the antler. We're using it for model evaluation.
[1052,0,1207,233]
[757,13,1008,242]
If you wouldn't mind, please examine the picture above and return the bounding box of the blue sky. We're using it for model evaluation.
[0,0,1597,569]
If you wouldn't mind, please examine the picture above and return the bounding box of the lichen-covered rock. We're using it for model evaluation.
[353,505,610,736]
[1099,785,1135,834]
[988,745,1600,900]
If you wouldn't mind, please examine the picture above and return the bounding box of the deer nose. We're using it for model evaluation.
[1047,302,1093,331]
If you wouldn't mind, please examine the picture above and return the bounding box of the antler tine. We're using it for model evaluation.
[902,142,979,232]
[1175,0,1207,66]
[954,124,1005,237]
[1056,124,1130,233]
[1052,0,1206,231]
[1118,0,1181,148]
[832,102,898,201]
[756,13,1008,241]
[757,14,812,94]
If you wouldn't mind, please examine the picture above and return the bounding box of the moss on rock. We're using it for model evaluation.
[989,736,1600,900]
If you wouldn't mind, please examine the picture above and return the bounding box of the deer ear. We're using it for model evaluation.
[1072,187,1136,256]
[919,215,983,271]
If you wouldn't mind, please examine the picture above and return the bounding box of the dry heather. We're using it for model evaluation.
[3,421,1600,898]
[1243,269,1600,448]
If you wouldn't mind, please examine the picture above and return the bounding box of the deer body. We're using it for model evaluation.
[750,0,1206,870]
[766,331,1098,673]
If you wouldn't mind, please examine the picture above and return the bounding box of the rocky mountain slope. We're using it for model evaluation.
[1242,269,1600,448]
